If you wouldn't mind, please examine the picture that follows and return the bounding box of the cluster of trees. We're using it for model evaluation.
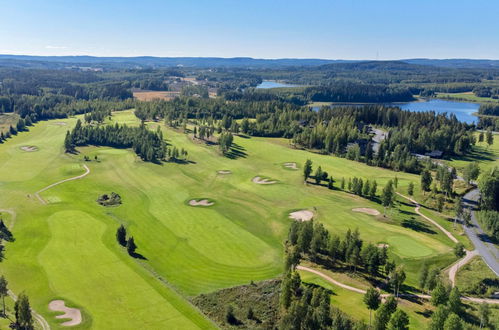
[64,120,186,162]
[479,167,499,211]
[286,222,393,280]
[303,160,398,215]
[279,271,360,330]
[0,275,34,330]
[363,289,409,330]
[476,211,499,242]
[303,83,414,103]
[0,217,14,263]
[428,285,469,330]
[116,225,138,257]
[477,167,499,241]
[0,116,34,142]
[218,131,234,155]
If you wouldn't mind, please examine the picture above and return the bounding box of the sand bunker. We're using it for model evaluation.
[53,122,67,126]
[352,208,381,216]
[48,300,82,326]
[20,145,38,152]
[283,162,298,170]
[377,244,389,248]
[217,170,232,174]
[188,199,214,206]
[289,210,314,222]
[252,176,277,184]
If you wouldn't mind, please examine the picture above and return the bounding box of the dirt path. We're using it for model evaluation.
[448,250,478,287]
[297,265,499,304]
[396,192,458,244]
[8,290,51,330]
[35,164,90,204]
[0,208,16,230]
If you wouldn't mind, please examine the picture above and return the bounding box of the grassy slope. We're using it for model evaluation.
[446,132,499,176]
[0,110,460,328]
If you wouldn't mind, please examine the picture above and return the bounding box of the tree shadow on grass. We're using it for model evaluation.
[401,218,437,235]
[224,143,248,159]
[129,252,147,260]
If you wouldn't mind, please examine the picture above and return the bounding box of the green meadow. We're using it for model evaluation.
[0,110,460,328]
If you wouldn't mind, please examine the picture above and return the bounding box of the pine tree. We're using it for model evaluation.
[363,288,381,327]
[0,275,7,317]
[302,159,312,182]
[407,182,414,196]
[421,169,432,193]
[14,293,33,330]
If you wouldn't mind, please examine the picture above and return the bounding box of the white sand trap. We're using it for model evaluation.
[217,170,232,174]
[284,162,298,170]
[189,199,214,206]
[289,210,314,222]
[378,244,389,248]
[20,145,38,152]
[53,122,67,126]
[352,208,381,216]
[252,176,277,184]
[48,300,82,326]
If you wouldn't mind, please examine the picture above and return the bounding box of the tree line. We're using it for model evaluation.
[64,119,187,163]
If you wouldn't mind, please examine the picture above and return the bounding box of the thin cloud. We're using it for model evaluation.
[45,45,68,49]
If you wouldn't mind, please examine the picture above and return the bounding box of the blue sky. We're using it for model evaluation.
[1,0,498,59]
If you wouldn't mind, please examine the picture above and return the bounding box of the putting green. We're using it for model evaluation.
[386,235,435,257]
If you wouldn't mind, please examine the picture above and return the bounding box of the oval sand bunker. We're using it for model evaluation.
[217,170,232,174]
[189,199,214,206]
[20,145,38,152]
[283,162,298,170]
[48,300,82,326]
[252,176,277,184]
[352,208,380,216]
[289,210,314,222]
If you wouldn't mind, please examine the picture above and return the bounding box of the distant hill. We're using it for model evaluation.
[0,55,346,69]
[0,54,498,70]
[404,58,499,69]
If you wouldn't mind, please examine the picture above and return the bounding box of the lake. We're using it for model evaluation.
[255,80,298,89]
[395,99,479,124]
[311,99,480,124]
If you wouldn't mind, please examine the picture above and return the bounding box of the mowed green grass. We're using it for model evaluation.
[446,132,499,176]
[0,110,458,328]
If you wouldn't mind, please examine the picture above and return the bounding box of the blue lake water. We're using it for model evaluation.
[395,99,479,124]
[255,80,298,89]
[311,99,480,124]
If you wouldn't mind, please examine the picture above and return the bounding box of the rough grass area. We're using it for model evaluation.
[0,113,19,133]
[446,132,499,176]
[192,279,280,329]
[456,256,499,297]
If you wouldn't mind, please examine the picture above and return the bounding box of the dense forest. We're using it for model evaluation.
[0,61,488,174]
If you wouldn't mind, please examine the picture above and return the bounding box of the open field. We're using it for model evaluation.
[436,92,499,104]
[133,90,180,101]
[0,110,465,328]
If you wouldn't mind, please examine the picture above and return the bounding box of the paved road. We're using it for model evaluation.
[462,188,499,276]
